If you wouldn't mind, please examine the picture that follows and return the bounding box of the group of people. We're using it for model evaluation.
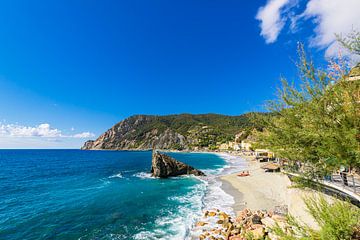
[237,171,250,177]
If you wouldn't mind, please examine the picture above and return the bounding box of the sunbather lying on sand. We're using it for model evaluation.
[237,171,250,177]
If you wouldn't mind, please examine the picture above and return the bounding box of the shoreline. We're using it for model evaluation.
[77,150,322,236]
[214,152,319,228]
[220,180,246,212]
[81,148,320,230]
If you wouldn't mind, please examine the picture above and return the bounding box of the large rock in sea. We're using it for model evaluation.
[151,151,205,178]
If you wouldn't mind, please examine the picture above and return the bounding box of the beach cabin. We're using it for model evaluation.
[255,149,274,162]
[261,163,280,172]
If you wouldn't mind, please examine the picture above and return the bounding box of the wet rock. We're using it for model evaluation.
[195,207,290,240]
[208,211,217,217]
[219,212,229,220]
[151,151,205,178]
[199,234,206,240]
[217,219,224,224]
[204,210,209,217]
[251,214,262,224]
[196,221,208,227]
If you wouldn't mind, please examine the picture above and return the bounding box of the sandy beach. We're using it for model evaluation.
[220,153,319,228]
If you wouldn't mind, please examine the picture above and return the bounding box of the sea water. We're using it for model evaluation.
[0,150,245,240]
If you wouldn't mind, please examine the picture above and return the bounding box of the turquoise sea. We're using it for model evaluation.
[0,150,244,240]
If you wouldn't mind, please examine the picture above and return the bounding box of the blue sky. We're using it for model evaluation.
[0,0,359,148]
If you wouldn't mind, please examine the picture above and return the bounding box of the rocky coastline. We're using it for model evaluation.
[192,207,289,240]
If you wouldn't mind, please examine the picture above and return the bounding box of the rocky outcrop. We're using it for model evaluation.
[151,151,205,178]
[81,115,191,150]
[81,140,95,150]
[193,207,289,240]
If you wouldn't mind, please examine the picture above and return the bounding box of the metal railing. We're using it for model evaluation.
[329,172,360,194]
[282,166,360,196]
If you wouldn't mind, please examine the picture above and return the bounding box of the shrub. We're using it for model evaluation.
[272,196,360,240]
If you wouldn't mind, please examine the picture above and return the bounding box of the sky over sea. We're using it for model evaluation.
[0,0,359,148]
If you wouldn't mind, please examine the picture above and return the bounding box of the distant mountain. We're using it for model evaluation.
[81,113,267,151]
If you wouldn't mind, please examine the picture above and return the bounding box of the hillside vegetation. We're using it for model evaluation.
[82,112,267,150]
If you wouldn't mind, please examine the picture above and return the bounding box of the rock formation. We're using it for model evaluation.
[81,140,95,150]
[193,207,289,240]
[151,151,205,178]
[81,115,190,150]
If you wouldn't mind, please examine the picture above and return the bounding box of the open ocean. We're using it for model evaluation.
[0,150,245,240]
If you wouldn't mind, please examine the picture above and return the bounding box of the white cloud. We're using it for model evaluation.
[302,0,360,60]
[0,123,94,139]
[72,132,95,138]
[0,123,95,149]
[256,0,294,44]
[0,123,62,137]
[256,0,360,61]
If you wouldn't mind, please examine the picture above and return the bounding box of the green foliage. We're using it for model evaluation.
[171,143,184,150]
[118,113,267,149]
[306,197,360,240]
[244,231,255,240]
[254,43,360,173]
[272,215,316,240]
[272,196,360,240]
[208,145,219,150]
[289,176,322,190]
[336,29,360,56]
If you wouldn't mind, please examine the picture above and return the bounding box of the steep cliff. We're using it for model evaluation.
[81,113,266,150]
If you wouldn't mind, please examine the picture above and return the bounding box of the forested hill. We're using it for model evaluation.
[81,113,266,150]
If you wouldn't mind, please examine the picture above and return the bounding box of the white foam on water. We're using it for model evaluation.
[133,172,153,179]
[135,153,248,240]
[200,153,247,213]
[201,167,224,175]
[134,181,206,240]
[202,177,234,214]
[103,233,128,240]
[108,173,123,179]
[78,178,111,191]
[188,153,248,239]
[214,153,248,175]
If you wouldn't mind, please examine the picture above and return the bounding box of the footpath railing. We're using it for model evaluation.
[329,172,360,194]
[282,168,360,202]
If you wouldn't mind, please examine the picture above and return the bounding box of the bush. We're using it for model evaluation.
[272,196,360,240]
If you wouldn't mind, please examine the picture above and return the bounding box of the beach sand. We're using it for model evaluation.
[220,154,319,228]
